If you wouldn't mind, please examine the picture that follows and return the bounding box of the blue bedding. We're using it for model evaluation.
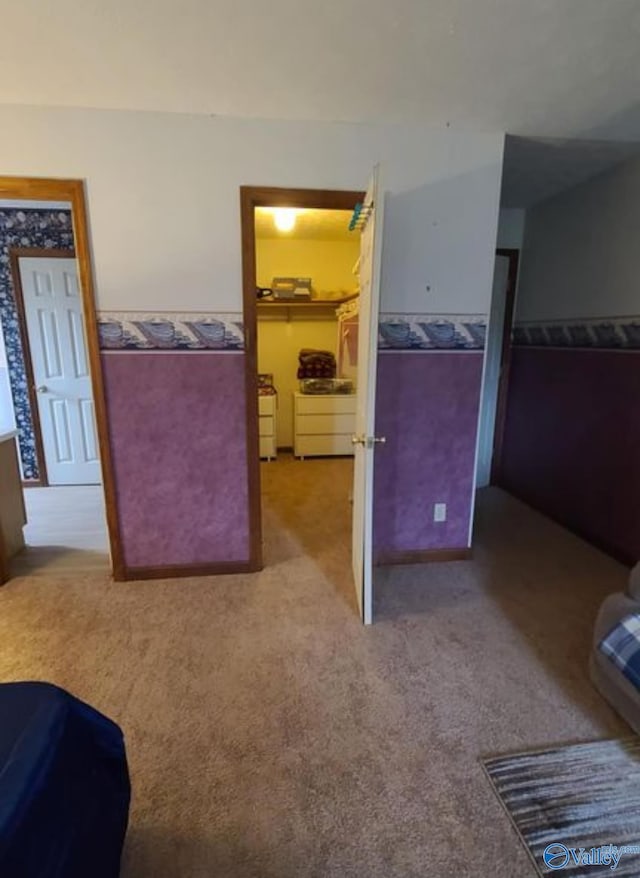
[599,612,640,691]
[0,682,130,877]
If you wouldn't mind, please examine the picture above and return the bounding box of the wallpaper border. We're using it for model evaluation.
[513,317,640,350]
[98,312,488,352]
[98,312,244,351]
[378,314,486,351]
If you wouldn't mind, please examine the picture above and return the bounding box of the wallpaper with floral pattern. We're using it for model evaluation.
[0,208,74,480]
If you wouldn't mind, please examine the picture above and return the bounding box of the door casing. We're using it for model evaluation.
[490,247,520,484]
[0,177,124,584]
[239,186,365,571]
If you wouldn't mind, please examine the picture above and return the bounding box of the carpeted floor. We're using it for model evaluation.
[0,456,631,877]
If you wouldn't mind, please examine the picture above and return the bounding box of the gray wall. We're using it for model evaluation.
[496,208,525,250]
[515,153,640,322]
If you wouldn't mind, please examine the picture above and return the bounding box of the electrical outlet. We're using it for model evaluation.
[434,502,447,523]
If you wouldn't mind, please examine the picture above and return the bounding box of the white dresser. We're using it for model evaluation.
[259,395,277,460]
[293,392,356,458]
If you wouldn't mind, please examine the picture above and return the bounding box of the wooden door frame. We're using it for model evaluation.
[239,186,364,570]
[0,177,124,584]
[8,247,77,488]
[0,519,7,585]
[490,247,520,484]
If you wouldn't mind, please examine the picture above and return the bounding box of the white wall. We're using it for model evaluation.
[256,238,359,297]
[515,154,640,322]
[496,208,525,250]
[0,106,503,317]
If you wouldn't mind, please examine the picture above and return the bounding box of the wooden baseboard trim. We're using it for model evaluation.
[117,559,262,582]
[22,480,45,489]
[375,547,472,566]
[495,481,636,567]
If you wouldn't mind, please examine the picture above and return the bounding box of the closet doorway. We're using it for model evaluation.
[240,179,384,623]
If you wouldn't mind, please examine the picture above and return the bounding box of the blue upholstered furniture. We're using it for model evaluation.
[0,682,130,877]
[591,563,640,734]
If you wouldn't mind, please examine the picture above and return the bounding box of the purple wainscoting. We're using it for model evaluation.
[102,352,250,569]
[500,347,640,563]
[373,351,484,559]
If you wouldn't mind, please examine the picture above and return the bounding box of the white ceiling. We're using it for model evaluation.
[2,1,640,139]
[255,208,355,242]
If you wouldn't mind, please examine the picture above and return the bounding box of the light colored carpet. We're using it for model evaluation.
[11,485,110,576]
[0,460,631,877]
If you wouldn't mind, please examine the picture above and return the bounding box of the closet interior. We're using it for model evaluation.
[255,206,361,461]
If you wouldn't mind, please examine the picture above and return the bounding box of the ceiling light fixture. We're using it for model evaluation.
[273,208,297,232]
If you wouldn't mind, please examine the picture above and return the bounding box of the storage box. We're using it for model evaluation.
[299,378,354,395]
[272,277,312,300]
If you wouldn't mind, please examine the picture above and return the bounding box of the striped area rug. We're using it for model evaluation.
[483,738,640,877]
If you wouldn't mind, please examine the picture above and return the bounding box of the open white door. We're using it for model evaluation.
[351,166,385,625]
[476,254,510,487]
[19,257,102,486]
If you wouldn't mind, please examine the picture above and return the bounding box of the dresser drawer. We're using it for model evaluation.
[259,436,276,459]
[258,396,276,416]
[295,412,355,436]
[259,415,274,437]
[295,394,356,416]
[295,434,354,457]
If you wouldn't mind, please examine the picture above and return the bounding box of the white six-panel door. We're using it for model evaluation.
[19,257,101,485]
[351,167,385,625]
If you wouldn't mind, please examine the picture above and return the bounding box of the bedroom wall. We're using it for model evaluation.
[500,154,640,563]
[496,208,525,250]
[0,105,503,573]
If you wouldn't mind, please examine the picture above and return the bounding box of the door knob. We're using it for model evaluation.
[352,435,387,448]
[35,385,48,394]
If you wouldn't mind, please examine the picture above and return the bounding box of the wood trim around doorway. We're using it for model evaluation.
[0,522,7,585]
[490,248,520,484]
[0,177,125,582]
[239,186,364,571]
[8,248,76,488]
[375,547,473,566]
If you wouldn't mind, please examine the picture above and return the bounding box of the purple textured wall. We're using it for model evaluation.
[102,352,249,569]
[500,347,640,563]
[373,351,484,558]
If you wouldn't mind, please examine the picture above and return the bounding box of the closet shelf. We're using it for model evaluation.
[258,293,358,308]
[257,293,358,321]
